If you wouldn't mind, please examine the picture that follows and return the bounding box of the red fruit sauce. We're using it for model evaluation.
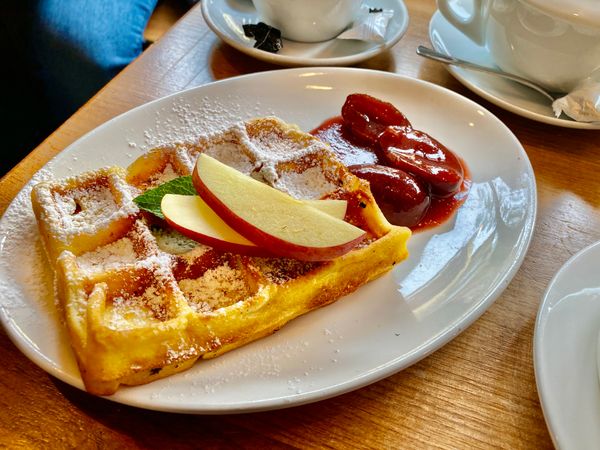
[311,95,471,232]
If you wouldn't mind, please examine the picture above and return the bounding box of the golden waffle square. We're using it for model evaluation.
[126,143,197,190]
[31,117,411,395]
[31,167,138,262]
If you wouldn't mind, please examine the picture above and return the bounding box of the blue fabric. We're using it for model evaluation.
[0,0,164,174]
[33,0,158,119]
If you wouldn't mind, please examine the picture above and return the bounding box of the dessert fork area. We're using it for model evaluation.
[0,1,599,448]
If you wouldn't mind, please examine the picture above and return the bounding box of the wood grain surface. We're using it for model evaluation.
[1,1,599,448]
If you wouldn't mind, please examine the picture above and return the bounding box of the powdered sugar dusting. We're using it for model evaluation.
[108,284,169,329]
[108,294,157,329]
[126,95,338,202]
[274,167,337,200]
[147,163,179,187]
[34,169,139,242]
[165,339,199,365]
[203,141,254,175]
[178,263,249,313]
[97,250,181,330]
[0,169,56,309]
[237,118,326,166]
[170,336,330,397]
[134,96,275,152]
[54,185,118,230]
[3,105,361,399]
[248,126,324,162]
[77,236,137,273]
[198,118,338,199]
[0,168,80,372]
[174,146,196,174]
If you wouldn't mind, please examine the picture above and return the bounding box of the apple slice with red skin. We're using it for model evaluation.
[161,194,349,256]
[162,194,269,256]
[192,154,366,261]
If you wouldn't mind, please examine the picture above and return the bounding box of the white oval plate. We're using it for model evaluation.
[534,241,600,449]
[428,10,600,130]
[0,68,536,413]
[201,0,409,66]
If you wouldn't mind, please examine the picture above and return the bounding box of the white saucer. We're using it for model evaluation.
[534,241,600,449]
[428,11,600,130]
[201,0,409,66]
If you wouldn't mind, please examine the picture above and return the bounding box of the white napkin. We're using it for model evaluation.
[337,5,394,43]
[552,78,600,123]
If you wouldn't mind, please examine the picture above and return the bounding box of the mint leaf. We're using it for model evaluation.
[133,175,196,219]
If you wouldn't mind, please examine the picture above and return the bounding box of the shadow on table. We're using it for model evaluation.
[52,379,275,447]
[51,366,408,448]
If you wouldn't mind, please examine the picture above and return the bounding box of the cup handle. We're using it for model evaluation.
[436,0,488,46]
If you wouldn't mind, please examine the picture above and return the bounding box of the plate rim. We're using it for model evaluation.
[428,10,600,130]
[0,67,537,413]
[201,0,409,66]
[533,239,600,449]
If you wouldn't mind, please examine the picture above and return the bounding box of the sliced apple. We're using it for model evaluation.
[303,199,347,220]
[192,154,366,261]
[161,194,269,256]
[161,194,348,256]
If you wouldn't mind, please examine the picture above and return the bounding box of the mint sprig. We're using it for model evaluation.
[133,176,196,219]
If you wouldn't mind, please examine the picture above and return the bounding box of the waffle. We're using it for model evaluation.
[31,117,411,395]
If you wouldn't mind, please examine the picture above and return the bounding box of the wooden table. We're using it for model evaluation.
[1,1,599,447]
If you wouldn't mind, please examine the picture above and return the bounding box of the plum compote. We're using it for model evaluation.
[311,93,470,230]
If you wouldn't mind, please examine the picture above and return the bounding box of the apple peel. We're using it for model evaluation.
[161,194,349,257]
[161,194,271,256]
[192,154,367,261]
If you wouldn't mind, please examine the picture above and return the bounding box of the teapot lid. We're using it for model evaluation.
[526,0,600,28]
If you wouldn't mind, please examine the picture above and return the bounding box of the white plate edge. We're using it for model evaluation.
[0,67,538,413]
[533,240,600,448]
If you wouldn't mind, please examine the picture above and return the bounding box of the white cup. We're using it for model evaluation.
[252,0,363,43]
[436,0,600,92]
